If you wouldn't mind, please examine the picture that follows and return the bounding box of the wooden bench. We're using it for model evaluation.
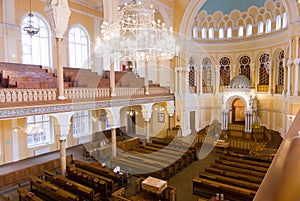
[215,159,268,173]
[44,170,100,201]
[219,155,270,168]
[193,177,256,201]
[211,163,266,178]
[17,187,43,201]
[30,176,80,201]
[205,167,263,184]
[199,172,260,191]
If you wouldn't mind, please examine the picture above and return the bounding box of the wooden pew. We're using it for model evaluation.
[17,187,43,201]
[219,155,270,168]
[199,172,260,191]
[205,167,263,184]
[0,193,10,201]
[193,177,256,201]
[110,156,168,179]
[72,160,124,187]
[211,163,266,178]
[44,170,100,201]
[67,166,112,197]
[30,177,80,201]
[215,159,268,173]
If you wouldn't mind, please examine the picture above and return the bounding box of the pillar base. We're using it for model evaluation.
[57,95,66,100]
[145,91,150,95]
[111,93,117,97]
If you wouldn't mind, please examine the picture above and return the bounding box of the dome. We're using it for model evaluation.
[230,74,250,88]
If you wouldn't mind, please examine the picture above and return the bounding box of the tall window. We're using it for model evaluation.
[238,26,244,37]
[26,115,54,148]
[202,57,212,93]
[192,26,198,38]
[246,24,252,36]
[72,110,92,137]
[227,27,232,38]
[21,13,51,67]
[201,27,207,38]
[282,12,287,28]
[259,53,270,85]
[239,56,251,80]
[265,19,271,33]
[258,21,264,34]
[276,15,282,30]
[219,28,224,39]
[69,26,90,68]
[208,28,214,39]
[219,57,230,86]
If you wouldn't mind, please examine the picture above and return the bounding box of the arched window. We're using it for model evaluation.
[265,19,271,33]
[276,15,282,30]
[26,115,54,148]
[219,28,224,39]
[239,56,251,80]
[202,57,213,93]
[259,53,270,86]
[258,21,264,34]
[208,27,214,39]
[227,27,232,38]
[276,50,285,94]
[188,57,196,93]
[201,27,207,38]
[72,110,92,137]
[282,12,287,28]
[192,26,198,38]
[219,57,230,86]
[238,26,244,37]
[21,13,51,67]
[246,24,252,36]
[68,26,90,68]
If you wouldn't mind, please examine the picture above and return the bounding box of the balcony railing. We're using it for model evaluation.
[0,87,171,104]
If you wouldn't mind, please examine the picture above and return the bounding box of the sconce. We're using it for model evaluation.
[127,108,138,116]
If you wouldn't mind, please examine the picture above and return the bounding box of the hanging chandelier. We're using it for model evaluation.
[23,0,40,36]
[100,0,175,61]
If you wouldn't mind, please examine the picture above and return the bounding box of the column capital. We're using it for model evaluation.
[50,112,75,139]
[166,101,175,116]
[44,0,71,39]
[105,107,122,128]
[287,60,294,66]
[141,103,154,121]
[175,67,184,72]
[294,58,300,65]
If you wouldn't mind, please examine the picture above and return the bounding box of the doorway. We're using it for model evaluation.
[232,98,245,124]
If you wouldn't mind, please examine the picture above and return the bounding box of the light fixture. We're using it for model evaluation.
[100,0,175,61]
[127,108,138,116]
[25,124,44,136]
[23,0,40,36]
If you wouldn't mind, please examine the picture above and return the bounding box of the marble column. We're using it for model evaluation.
[145,59,149,95]
[110,60,116,97]
[106,107,121,157]
[222,110,229,130]
[294,59,299,96]
[45,0,71,100]
[141,103,154,143]
[282,59,287,95]
[287,60,293,96]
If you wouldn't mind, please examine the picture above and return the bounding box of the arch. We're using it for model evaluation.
[231,98,246,124]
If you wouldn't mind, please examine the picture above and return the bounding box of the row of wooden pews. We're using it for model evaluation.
[0,62,57,88]
[193,153,272,201]
[110,140,197,180]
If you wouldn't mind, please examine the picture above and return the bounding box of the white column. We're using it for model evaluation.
[184,66,189,94]
[294,59,299,96]
[141,103,154,143]
[250,63,255,87]
[45,0,71,100]
[50,112,75,176]
[166,101,175,129]
[268,61,273,94]
[169,59,174,93]
[200,66,203,94]
[215,67,220,94]
[282,59,287,95]
[106,107,121,157]
[178,68,183,95]
[287,60,293,96]
[110,60,116,96]
[144,59,149,95]
[296,37,299,59]
[222,110,229,130]
[156,59,160,84]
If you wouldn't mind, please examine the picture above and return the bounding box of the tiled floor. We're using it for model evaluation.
[0,144,218,201]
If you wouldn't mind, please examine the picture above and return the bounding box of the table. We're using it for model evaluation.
[141,176,167,194]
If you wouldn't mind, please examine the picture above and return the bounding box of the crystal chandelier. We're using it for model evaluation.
[23,0,40,36]
[100,0,175,61]
[25,124,44,136]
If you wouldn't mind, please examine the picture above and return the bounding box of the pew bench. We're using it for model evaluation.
[17,187,43,201]
[211,163,266,178]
